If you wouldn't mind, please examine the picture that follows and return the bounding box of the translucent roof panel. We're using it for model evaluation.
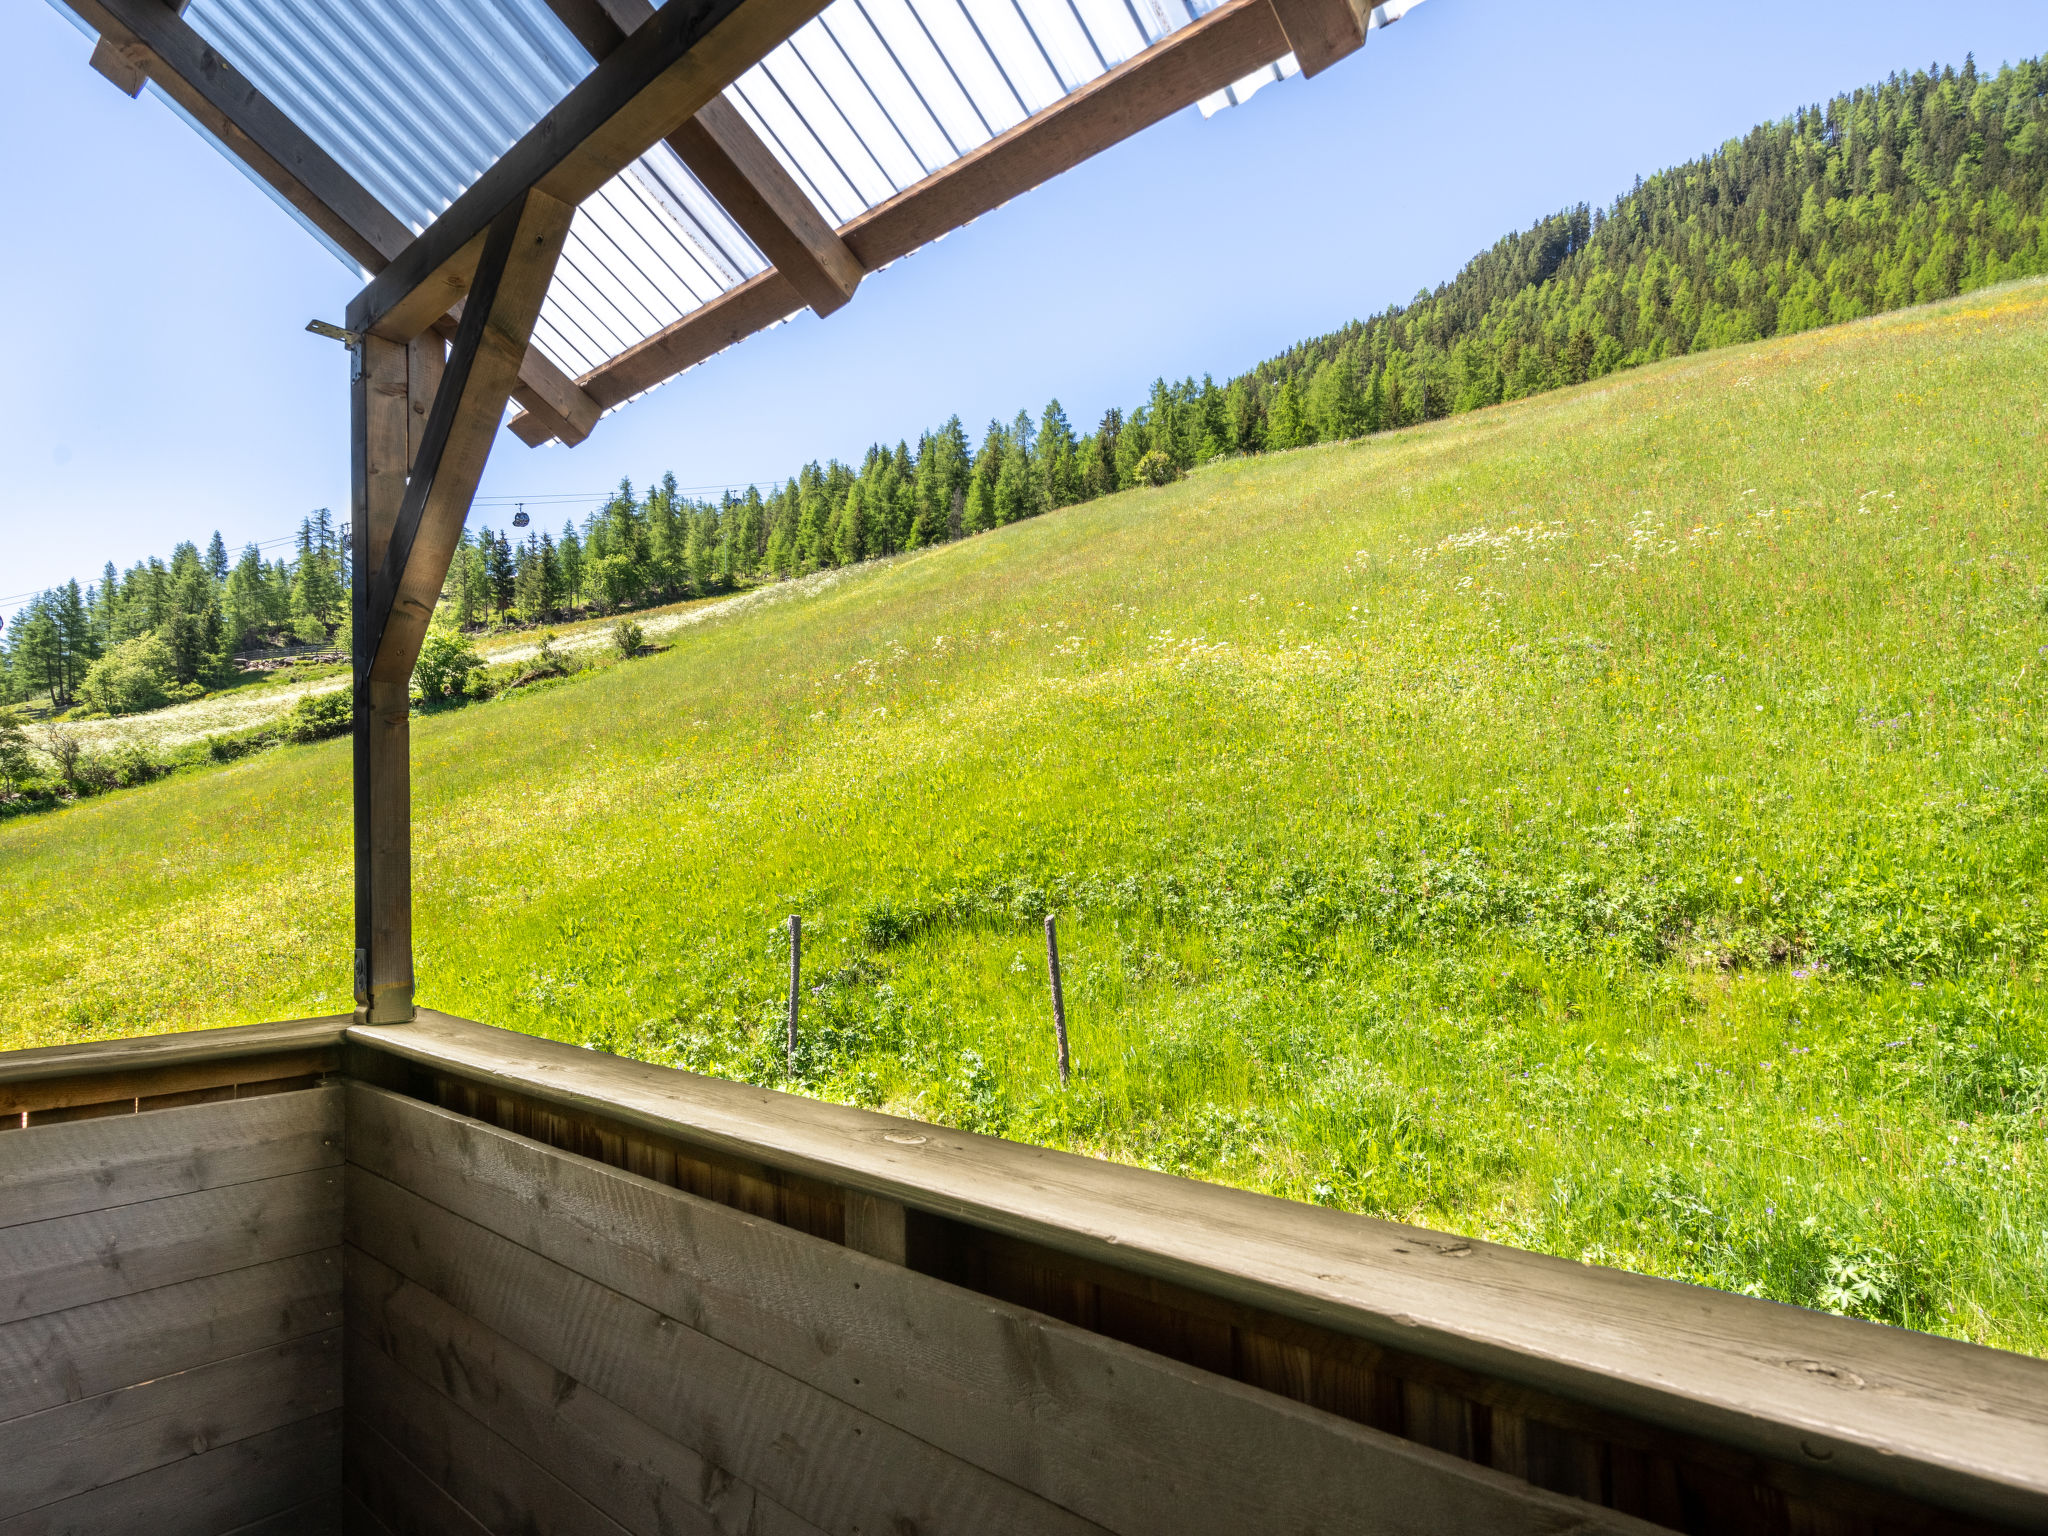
[181,0,769,379]
[726,0,1226,227]
[168,0,1335,387]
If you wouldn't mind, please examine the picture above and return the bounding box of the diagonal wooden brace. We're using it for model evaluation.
[361,191,573,686]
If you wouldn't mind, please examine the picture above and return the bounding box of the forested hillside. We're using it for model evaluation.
[5,53,2043,706]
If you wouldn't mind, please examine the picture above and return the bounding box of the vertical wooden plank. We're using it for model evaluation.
[405,335,446,474]
[843,1191,906,1264]
[352,332,412,1027]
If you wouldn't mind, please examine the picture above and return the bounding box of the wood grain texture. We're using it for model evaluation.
[0,1015,345,1090]
[86,34,147,96]
[347,1085,1664,1536]
[0,1251,341,1422]
[667,100,861,315]
[347,1247,822,1536]
[0,1331,341,1519]
[1,1169,341,1325]
[347,1013,2048,1530]
[362,190,571,689]
[345,1418,490,1536]
[344,1164,1111,1536]
[1265,0,1367,75]
[219,1493,343,1536]
[1,1084,341,1230]
[0,1410,340,1536]
[346,1336,634,1536]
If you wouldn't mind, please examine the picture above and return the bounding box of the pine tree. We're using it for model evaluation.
[539,533,565,615]
[558,523,585,612]
[205,531,230,585]
[1266,379,1303,451]
[963,466,995,534]
[833,483,870,566]
[490,531,516,618]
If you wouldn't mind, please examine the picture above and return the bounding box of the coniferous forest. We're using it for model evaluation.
[5,53,2045,712]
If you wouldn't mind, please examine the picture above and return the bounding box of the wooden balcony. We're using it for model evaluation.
[5,1012,2045,1535]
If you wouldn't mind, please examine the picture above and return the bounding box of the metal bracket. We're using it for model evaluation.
[306,318,363,346]
[308,318,365,379]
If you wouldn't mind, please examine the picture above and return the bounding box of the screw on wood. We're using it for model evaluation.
[787,914,802,1071]
[1045,914,1070,1087]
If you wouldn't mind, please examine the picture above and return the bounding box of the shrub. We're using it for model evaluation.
[413,627,482,702]
[0,709,34,793]
[613,618,645,658]
[858,898,925,949]
[1134,450,1180,487]
[40,729,84,789]
[78,634,177,716]
[282,686,353,743]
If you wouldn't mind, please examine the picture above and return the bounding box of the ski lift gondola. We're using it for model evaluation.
[511,503,530,529]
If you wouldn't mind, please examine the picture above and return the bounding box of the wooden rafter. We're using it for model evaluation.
[543,0,863,319]
[64,0,603,447]
[347,0,833,344]
[510,0,1294,443]
[1266,0,1371,76]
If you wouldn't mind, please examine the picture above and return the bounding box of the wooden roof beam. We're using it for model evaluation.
[546,0,862,318]
[1266,0,1371,77]
[347,0,833,344]
[510,0,1294,441]
[62,0,604,447]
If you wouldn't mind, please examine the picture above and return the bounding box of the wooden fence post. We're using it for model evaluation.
[1045,914,1070,1087]
[787,915,801,1071]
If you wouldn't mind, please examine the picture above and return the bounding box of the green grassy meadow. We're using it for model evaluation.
[6,284,2046,1351]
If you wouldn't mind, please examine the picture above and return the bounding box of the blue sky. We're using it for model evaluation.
[1,0,2041,623]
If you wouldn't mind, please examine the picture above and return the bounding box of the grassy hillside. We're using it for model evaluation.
[5,283,2046,1351]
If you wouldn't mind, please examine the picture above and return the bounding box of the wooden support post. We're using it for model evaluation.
[786,915,801,1071]
[352,336,411,1025]
[351,190,572,1026]
[1045,915,1070,1087]
[405,335,447,472]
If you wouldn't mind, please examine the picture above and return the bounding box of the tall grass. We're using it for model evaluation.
[5,283,2045,1350]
